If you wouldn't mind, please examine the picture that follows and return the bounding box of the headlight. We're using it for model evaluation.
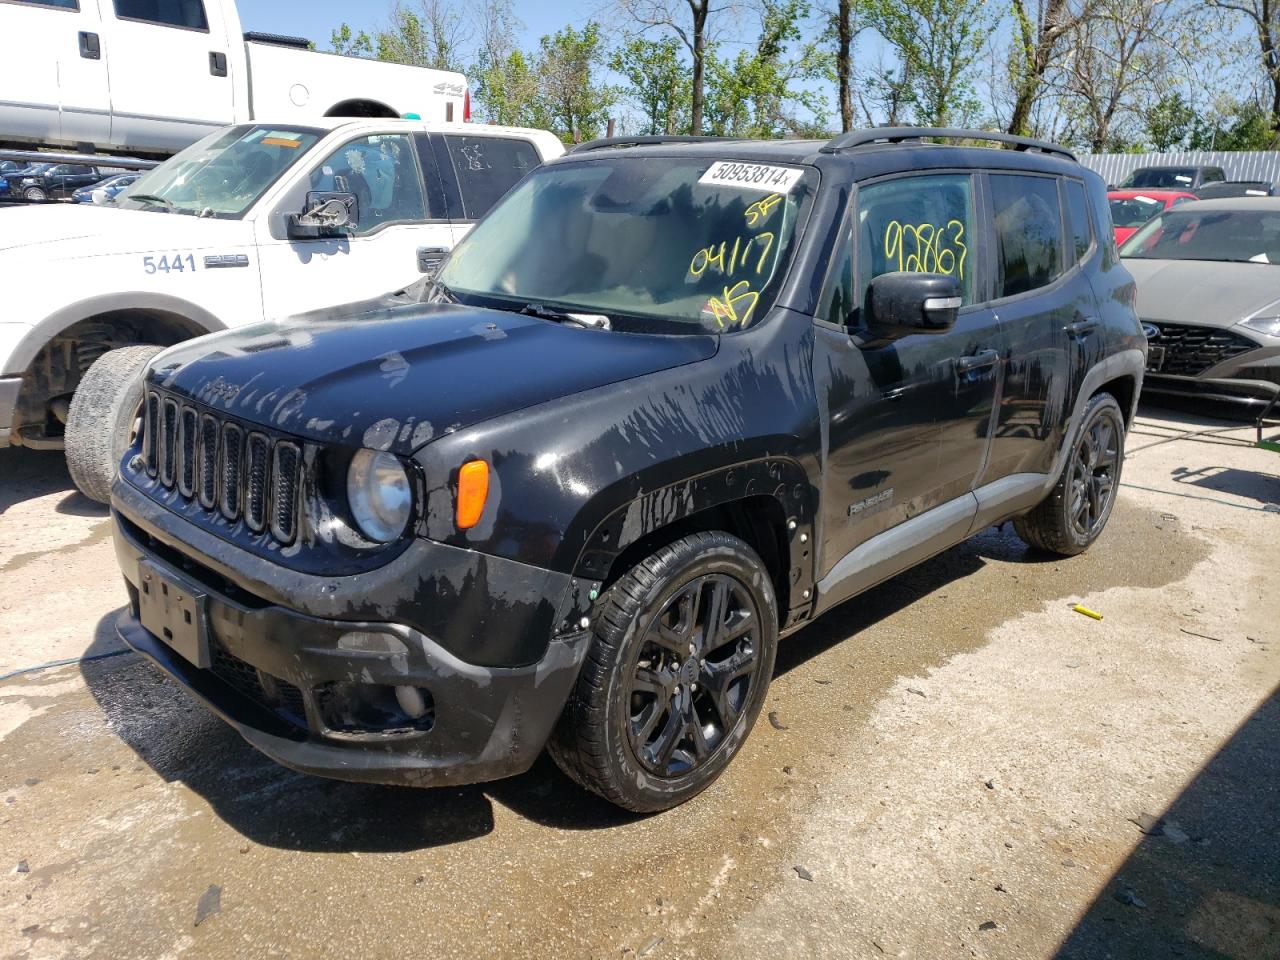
[347,449,412,542]
[1239,315,1280,338]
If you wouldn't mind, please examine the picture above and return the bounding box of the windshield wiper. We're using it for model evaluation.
[127,193,173,210]
[520,302,612,330]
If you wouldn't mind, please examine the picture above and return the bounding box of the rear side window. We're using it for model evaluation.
[991,174,1064,298]
[113,0,208,30]
[443,136,540,220]
[1063,179,1092,264]
[14,0,79,8]
[854,173,976,309]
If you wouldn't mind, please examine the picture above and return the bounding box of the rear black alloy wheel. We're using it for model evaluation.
[1067,413,1119,539]
[626,574,760,778]
[1013,391,1125,556]
[549,531,778,812]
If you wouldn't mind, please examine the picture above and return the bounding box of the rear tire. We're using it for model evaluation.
[65,345,165,503]
[1013,391,1125,556]
[548,531,778,812]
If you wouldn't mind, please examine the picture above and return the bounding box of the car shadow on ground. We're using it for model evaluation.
[1170,464,1280,506]
[79,522,1056,850]
[0,447,107,517]
[1053,683,1280,960]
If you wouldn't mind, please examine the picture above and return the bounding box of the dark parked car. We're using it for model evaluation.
[1117,164,1227,191]
[1120,197,1280,407]
[109,128,1144,812]
[1194,180,1280,199]
[1,161,51,193]
[14,162,106,201]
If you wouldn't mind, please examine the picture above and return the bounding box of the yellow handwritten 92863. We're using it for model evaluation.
[883,219,968,280]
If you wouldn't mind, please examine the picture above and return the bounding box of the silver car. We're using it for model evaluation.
[1121,197,1280,409]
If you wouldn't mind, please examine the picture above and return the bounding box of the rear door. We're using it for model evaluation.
[0,0,108,145]
[102,0,234,152]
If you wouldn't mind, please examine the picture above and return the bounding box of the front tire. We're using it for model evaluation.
[549,531,778,812]
[23,186,46,202]
[65,345,165,503]
[1013,391,1125,556]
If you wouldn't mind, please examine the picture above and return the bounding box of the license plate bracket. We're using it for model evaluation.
[137,560,210,669]
[1146,344,1166,373]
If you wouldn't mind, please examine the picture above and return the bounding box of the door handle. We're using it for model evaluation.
[956,349,1000,373]
[79,31,101,60]
[417,246,449,276]
[1066,317,1099,337]
[209,51,228,77]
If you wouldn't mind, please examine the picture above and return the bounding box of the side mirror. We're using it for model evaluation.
[865,272,961,335]
[287,191,359,239]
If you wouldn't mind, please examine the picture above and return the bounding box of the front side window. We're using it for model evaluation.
[438,157,817,333]
[1120,208,1280,264]
[13,0,78,8]
[117,125,322,218]
[309,134,426,235]
[854,173,975,312]
[113,0,207,29]
[444,136,541,220]
[991,174,1065,298]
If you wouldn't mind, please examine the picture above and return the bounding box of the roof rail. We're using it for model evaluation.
[820,127,1076,161]
[569,135,744,154]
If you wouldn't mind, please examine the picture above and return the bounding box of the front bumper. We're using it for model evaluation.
[111,489,592,788]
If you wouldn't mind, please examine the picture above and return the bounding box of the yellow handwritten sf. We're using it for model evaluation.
[745,193,783,227]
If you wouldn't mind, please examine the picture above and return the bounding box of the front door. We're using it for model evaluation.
[814,171,1002,578]
[257,132,455,319]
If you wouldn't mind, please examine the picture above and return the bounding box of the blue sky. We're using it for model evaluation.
[236,0,576,53]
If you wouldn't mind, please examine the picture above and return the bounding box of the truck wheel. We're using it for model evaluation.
[23,186,46,202]
[1013,391,1125,556]
[65,345,165,504]
[549,531,778,812]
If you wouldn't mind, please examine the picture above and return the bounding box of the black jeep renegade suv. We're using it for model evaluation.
[109,128,1144,812]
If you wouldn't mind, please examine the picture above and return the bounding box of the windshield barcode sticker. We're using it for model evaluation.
[699,161,803,194]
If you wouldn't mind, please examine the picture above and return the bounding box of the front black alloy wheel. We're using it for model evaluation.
[1013,391,1125,556]
[626,574,760,778]
[549,531,778,812]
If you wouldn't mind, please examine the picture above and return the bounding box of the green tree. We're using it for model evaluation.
[611,37,691,135]
[617,0,716,134]
[1144,91,1198,150]
[861,0,994,127]
[374,1,470,73]
[535,23,618,143]
[1190,99,1276,149]
[1006,0,1083,136]
[330,23,374,58]
[476,49,544,127]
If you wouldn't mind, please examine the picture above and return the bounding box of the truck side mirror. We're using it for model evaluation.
[865,272,961,336]
[287,191,359,239]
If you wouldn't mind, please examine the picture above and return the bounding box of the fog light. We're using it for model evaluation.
[395,684,430,720]
[315,681,434,735]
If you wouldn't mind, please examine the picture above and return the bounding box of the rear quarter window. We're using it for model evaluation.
[443,136,541,220]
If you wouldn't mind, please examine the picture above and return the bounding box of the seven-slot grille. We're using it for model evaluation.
[143,390,302,545]
[1145,322,1259,376]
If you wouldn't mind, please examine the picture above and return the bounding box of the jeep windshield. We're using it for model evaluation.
[116,124,322,218]
[437,156,817,333]
[1120,208,1280,264]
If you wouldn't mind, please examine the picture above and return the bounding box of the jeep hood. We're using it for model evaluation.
[148,302,718,454]
[0,204,250,256]
[1124,258,1280,326]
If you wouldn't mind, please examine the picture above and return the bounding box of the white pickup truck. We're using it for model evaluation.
[0,0,468,158]
[0,118,563,500]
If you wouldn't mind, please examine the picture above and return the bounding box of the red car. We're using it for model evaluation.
[1107,189,1199,244]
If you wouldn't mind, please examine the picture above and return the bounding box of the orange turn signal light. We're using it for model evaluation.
[456,460,489,529]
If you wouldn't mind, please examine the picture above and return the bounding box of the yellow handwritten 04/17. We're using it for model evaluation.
[883,219,968,279]
[745,193,782,227]
[689,231,775,279]
[706,280,760,329]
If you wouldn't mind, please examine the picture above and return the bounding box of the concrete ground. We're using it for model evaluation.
[1,403,1277,960]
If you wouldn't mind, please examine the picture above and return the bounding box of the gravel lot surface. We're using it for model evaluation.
[1,404,1277,959]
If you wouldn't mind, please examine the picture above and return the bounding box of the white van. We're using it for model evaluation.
[0,118,564,500]
[0,0,468,157]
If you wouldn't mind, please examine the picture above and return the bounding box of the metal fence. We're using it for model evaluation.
[1079,151,1280,186]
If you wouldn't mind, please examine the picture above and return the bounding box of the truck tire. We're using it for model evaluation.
[548,531,778,812]
[65,345,165,504]
[1013,391,1125,556]
[23,186,46,202]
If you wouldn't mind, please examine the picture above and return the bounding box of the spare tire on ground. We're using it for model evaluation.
[65,344,165,504]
